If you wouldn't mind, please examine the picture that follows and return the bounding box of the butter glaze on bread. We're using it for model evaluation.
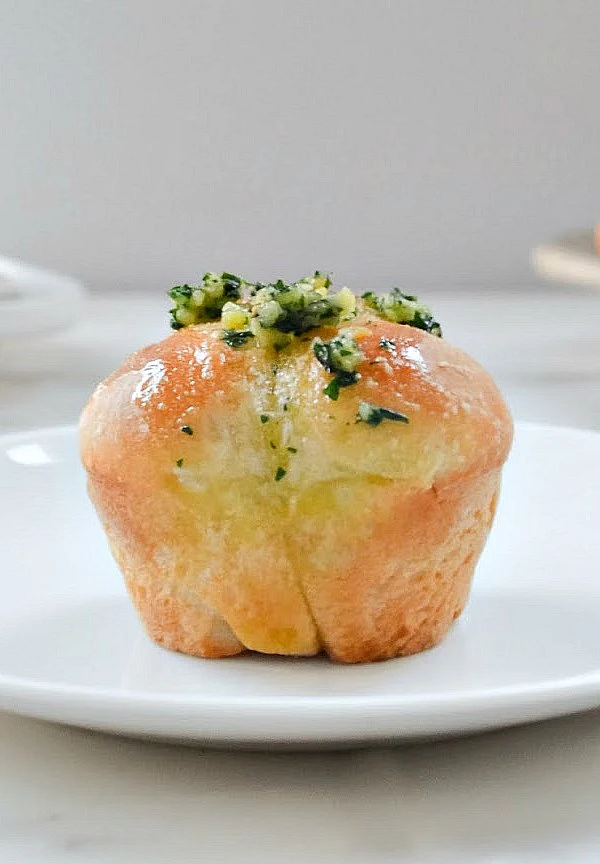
[80,311,512,663]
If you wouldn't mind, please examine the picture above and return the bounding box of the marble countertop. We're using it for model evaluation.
[1,285,600,863]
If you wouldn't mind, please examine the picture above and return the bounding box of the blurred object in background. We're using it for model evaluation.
[0,256,83,344]
[0,255,85,431]
[532,229,600,288]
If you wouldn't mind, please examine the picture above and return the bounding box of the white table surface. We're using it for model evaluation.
[1,285,600,863]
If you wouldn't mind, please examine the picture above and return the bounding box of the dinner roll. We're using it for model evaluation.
[80,274,512,662]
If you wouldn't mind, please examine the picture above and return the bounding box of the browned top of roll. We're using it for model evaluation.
[81,314,512,496]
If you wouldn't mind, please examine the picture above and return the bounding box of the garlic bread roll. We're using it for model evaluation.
[80,276,512,663]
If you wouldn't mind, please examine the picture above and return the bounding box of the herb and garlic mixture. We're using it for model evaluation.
[362,287,442,336]
[168,272,443,452]
[312,330,363,401]
[169,273,243,329]
[169,271,440,345]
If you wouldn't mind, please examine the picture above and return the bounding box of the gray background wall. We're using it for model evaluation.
[0,0,598,293]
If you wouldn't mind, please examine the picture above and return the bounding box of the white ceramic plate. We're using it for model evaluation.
[0,423,599,748]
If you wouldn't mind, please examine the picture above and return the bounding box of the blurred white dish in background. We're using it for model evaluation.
[0,422,599,747]
[532,231,600,288]
[0,255,83,341]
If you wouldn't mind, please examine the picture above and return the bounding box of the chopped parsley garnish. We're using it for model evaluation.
[357,402,410,427]
[313,332,363,400]
[270,441,277,449]
[287,446,297,453]
[181,425,194,435]
[169,272,243,329]
[363,288,442,336]
[260,414,270,424]
[274,467,286,482]
[220,329,254,348]
[168,272,443,368]
[176,458,184,467]
[323,378,341,401]
[249,274,356,336]
[220,273,244,297]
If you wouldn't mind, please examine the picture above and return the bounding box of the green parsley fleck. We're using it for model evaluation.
[287,446,297,453]
[275,467,286,482]
[176,458,184,468]
[260,414,270,424]
[357,402,410,427]
[220,329,254,348]
[181,425,194,435]
[323,378,341,401]
[270,441,277,449]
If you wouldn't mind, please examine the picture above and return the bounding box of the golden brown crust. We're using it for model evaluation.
[295,470,500,662]
[80,317,512,663]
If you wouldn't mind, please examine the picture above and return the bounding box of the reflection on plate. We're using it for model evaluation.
[0,423,599,747]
